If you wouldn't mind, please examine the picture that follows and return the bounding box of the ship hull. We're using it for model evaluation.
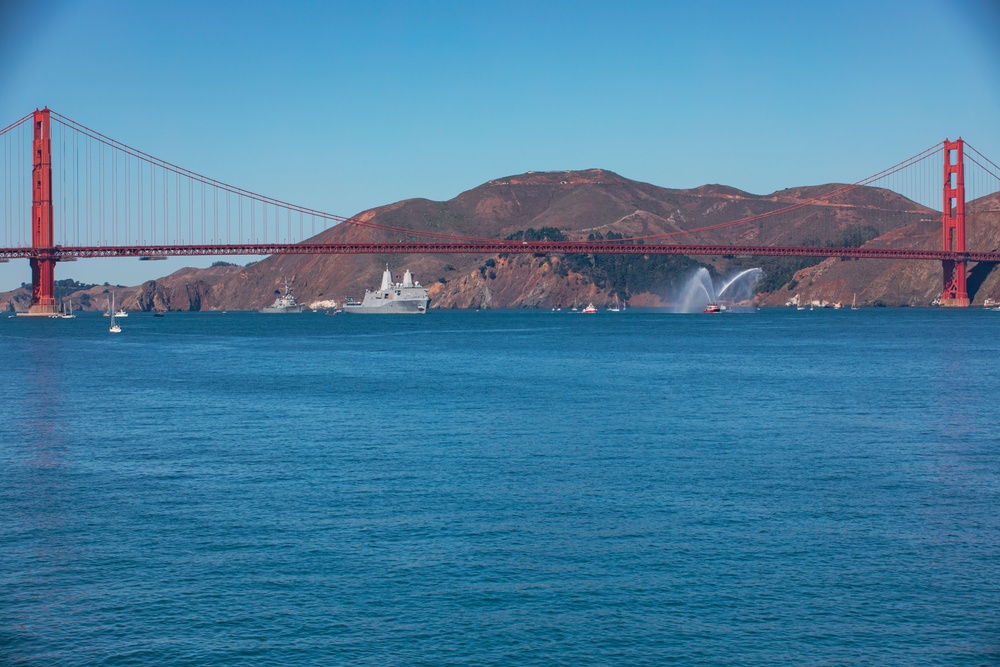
[260,305,304,313]
[343,298,429,314]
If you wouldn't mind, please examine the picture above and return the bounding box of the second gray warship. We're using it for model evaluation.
[260,279,304,313]
[343,266,430,314]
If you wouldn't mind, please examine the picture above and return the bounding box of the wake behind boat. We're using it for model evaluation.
[343,266,430,314]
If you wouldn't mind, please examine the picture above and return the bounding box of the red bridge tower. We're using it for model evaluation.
[27,108,58,315]
[940,138,969,307]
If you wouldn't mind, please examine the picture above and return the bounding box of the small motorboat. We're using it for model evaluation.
[582,303,597,314]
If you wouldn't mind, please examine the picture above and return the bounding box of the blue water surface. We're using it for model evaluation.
[2,308,998,666]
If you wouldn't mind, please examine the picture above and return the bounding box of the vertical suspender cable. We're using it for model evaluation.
[73,132,78,245]
[138,157,143,244]
[58,122,64,245]
[101,140,105,247]
[4,126,8,247]
[18,123,22,246]
[112,145,116,246]
[3,127,6,247]
[85,136,93,243]
[7,122,11,247]
[152,163,157,245]
[125,153,130,245]
[4,126,7,246]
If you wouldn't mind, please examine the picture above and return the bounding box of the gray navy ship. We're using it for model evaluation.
[260,279,304,313]
[343,266,430,314]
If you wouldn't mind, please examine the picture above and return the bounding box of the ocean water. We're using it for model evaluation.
[1,308,998,666]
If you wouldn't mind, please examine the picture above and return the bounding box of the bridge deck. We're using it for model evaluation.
[2,242,999,263]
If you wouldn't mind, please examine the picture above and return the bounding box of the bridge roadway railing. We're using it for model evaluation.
[2,242,999,263]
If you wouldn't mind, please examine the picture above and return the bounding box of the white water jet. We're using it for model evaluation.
[717,268,764,303]
[673,267,764,313]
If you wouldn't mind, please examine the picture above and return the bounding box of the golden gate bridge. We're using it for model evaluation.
[3,108,1000,314]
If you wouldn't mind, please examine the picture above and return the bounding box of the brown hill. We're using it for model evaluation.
[3,170,996,310]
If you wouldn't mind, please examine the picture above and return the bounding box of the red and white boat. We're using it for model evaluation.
[582,303,598,314]
[703,303,721,314]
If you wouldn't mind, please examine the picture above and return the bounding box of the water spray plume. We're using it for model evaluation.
[673,268,764,313]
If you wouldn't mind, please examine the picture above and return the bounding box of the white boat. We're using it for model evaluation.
[608,295,621,312]
[851,293,859,310]
[114,307,128,318]
[109,294,122,333]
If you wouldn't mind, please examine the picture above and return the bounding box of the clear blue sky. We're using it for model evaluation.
[1,0,998,290]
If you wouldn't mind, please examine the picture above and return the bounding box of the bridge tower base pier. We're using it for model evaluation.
[940,259,969,307]
[940,138,969,307]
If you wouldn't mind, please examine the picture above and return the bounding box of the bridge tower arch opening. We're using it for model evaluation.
[940,138,969,307]
[27,107,58,315]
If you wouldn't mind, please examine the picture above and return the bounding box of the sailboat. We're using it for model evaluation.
[50,299,76,319]
[608,294,621,312]
[109,294,122,333]
[851,293,859,310]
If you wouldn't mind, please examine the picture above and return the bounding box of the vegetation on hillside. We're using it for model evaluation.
[503,228,708,299]
[19,279,103,300]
